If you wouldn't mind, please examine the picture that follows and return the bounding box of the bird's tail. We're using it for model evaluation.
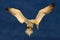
[25,24,33,36]
[25,28,33,37]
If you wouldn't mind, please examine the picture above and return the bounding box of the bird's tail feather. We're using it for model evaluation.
[25,27,33,36]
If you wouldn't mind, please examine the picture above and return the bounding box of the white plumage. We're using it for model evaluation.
[6,3,54,36]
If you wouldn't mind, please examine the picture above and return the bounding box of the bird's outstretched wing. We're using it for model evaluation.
[34,3,55,26]
[6,8,27,24]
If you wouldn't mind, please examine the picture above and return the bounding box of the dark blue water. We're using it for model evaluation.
[0,0,60,40]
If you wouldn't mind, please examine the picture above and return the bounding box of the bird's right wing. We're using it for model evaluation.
[34,3,54,26]
[6,8,28,24]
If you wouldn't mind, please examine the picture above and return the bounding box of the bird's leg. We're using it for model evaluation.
[36,24,39,30]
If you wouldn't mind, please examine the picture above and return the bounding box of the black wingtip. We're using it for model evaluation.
[51,3,55,7]
[6,8,8,11]
[5,7,11,11]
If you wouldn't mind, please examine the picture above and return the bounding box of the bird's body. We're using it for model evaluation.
[6,3,55,36]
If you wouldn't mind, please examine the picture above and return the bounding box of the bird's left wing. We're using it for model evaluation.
[34,3,55,27]
[6,8,28,24]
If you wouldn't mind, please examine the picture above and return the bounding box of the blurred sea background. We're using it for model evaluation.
[0,0,60,40]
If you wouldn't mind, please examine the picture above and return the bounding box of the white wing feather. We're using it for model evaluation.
[7,8,27,23]
[34,3,54,25]
[6,3,54,36]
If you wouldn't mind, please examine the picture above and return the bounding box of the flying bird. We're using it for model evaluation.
[6,3,54,36]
